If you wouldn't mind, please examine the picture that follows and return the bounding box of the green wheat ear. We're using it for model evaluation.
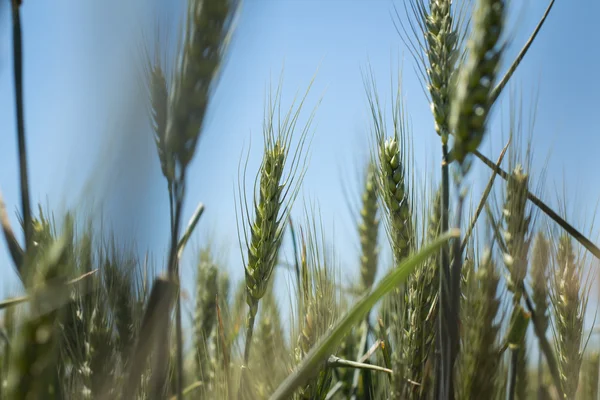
[450,0,506,164]
[165,0,239,171]
[531,232,550,334]
[194,248,219,384]
[358,161,380,291]
[293,215,340,400]
[458,249,502,399]
[423,0,460,142]
[502,165,532,303]
[7,224,72,400]
[551,233,586,398]
[237,80,316,370]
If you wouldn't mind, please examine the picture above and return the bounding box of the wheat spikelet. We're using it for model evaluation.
[378,136,414,263]
[450,0,506,163]
[458,250,502,398]
[251,287,287,398]
[6,228,70,399]
[103,249,136,361]
[193,248,218,383]
[359,162,380,290]
[552,233,585,398]
[293,215,340,399]
[144,34,172,183]
[502,165,531,302]
[531,232,550,335]
[166,0,239,171]
[237,82,314,365]
[421,0,460,141]
[578,352,599,400]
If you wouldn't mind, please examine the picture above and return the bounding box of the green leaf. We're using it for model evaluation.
[269,229,460,400]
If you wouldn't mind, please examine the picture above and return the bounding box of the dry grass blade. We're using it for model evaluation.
[327,355,392,375]
[176,202,205,258]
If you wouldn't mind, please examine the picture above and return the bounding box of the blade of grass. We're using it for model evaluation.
[490,0,556,106]
[461,139,510,252]
[269,229,459,400]
[176,202,205,258]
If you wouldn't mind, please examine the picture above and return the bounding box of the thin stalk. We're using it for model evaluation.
[10,0,32,250]
[167,178,187,400]
[506,348,519,400]
[474,150,600,260]
[325,382,344,400]
[490,0,556,106]
[175,286,184,399]
[537,351,543,400]
[461,139,510,252]
[327,355,393,375]
[289,216,301,295]
[243,312,256,364]
[523,290,563,399]
[350,318,371,400]
[437,143,451,400]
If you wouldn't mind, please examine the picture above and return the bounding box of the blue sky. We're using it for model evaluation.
[1,0,599,335]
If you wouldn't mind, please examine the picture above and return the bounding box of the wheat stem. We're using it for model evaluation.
[10,0,32,252]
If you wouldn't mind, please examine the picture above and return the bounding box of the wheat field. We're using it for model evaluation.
[1,0,599,399]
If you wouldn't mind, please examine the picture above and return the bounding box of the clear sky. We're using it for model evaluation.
[1,0,599,335]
